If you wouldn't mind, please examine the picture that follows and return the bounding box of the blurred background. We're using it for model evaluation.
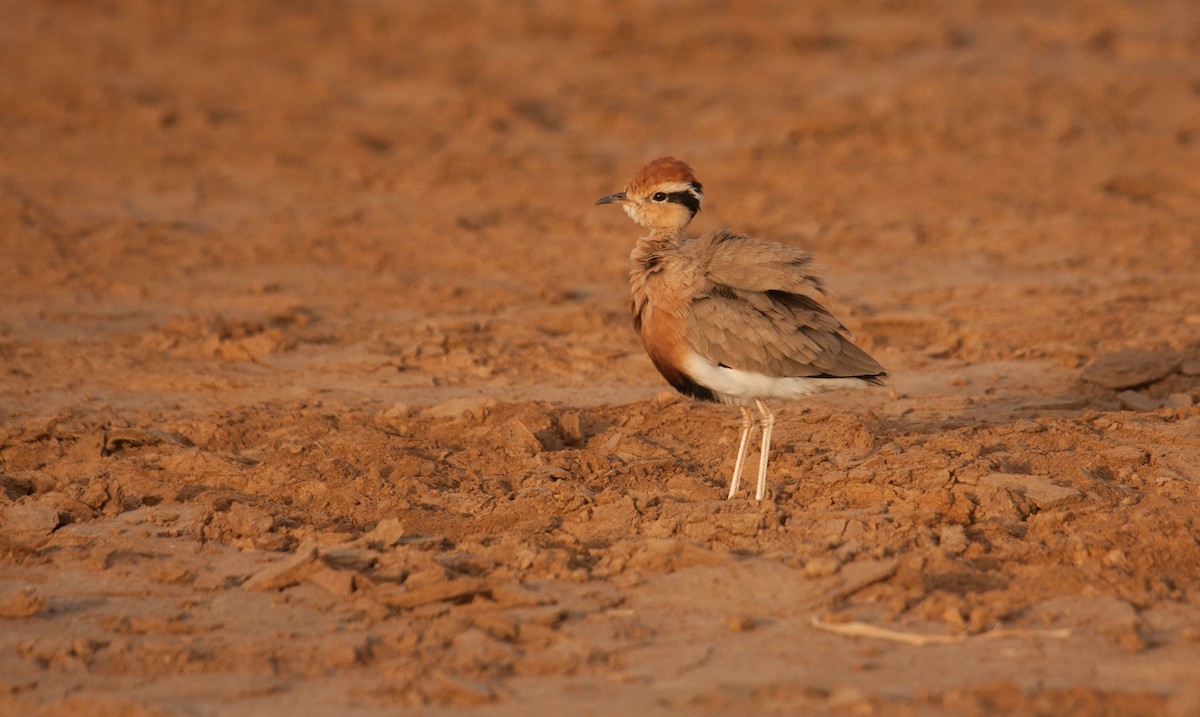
[5,0,1198,341]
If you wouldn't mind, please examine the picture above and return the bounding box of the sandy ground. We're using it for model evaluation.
[3,1,1200,714]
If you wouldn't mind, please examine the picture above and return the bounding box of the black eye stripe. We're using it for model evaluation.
[663,190,701,213]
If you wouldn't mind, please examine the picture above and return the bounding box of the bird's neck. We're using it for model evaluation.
[632,228,684,263]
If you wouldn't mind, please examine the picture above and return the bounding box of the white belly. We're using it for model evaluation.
[682,351,872,407]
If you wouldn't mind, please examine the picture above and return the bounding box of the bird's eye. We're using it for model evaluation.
[651,192,668,202]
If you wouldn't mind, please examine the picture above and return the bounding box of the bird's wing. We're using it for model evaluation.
[685,289,883,378]
[698,230,828,305]
[683,230,885,379]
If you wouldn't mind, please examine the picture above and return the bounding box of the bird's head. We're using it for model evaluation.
[596,157,703,236]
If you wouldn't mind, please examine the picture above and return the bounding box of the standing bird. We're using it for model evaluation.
[596,157,886,500]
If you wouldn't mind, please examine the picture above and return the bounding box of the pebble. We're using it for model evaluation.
[425,396,495,420]
[1101,446,1148,464]
[725,615,756,632]
[0,587,45,619]
[803,556,842,578]
[938,524,969,555]
[980,473,1081,508]
[1164,393,1193,408]
[242,545,319,591]
[1116,390,1161,412]
[1082,349,1178,390]
[358,517,407,549]
[0,503,62,539]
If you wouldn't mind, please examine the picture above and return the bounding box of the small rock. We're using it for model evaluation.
[1116,390,1161,411]
[829,558,900,601]
[36,491,95,522]
[514,604,568,628]
[212,332,278,361]
[425,396,495,420]
[1164,393,1194,408]
[472,611,519,642]
[320,546,380,572]
[226,501,274,536]
[653,391,678,406]
[1102,174,1162,203]
[827,684,870,710]
[321,636,367,668]
[1013,419,1044,433]
[0,503,62,539]
[359,517,406,549]
[802,556,841,578]
[154,565,196,585]
[254,532,296,552]
[502,419,543,457]
[1103,549,1127,567]
[719,512,765,537]
[450,628,510,665]
[557,412,584,444]
[938,524,969,555]
[0,475,35,501]
[1055,595,1146,651]
[0,586,45,618]
[383,403,412,419]
[1101,446,1149,464]
[375,577,487,610]
[82,476,119,512]
[427,671,496,706]
[1155,467,1187,485]
[1082,349,1179,390]
[305,564,357,597]
[103,426,192,454]
[489,582,553,608]
[1180,359,1200,377]
[980,474,1081,509]
[535,464,571,481]
[242,545,319,591]
[943,605,967,630]
[847,467,875,481]
[725,615,756,632]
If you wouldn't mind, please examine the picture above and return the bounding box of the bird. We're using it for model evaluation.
[596,157,886,500]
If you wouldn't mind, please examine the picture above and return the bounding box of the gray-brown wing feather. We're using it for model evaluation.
[699,230,828,305]
[682,230,885,380]
[686,291,883,378]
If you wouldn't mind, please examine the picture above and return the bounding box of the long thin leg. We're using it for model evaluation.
[755,399,775,501]
[727,407,755,499]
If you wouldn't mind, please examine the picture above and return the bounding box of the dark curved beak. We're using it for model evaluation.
[595,192,628,206]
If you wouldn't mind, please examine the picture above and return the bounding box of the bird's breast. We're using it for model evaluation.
[629,265,717,403]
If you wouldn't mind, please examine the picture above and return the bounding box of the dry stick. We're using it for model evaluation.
[810,615,1072,647]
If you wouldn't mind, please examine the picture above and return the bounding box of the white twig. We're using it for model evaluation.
[810,615,1072,646]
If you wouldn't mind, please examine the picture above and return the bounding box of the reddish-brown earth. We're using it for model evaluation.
[3,1,1200,715]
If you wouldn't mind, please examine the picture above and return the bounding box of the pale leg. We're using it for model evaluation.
[727,407,755,499]
[755,399,775,501]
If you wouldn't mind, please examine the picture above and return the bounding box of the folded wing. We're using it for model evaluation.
[684,230,886,381]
